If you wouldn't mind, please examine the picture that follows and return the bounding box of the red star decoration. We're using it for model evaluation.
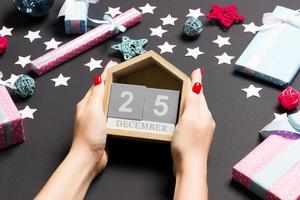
[207,4,245,28]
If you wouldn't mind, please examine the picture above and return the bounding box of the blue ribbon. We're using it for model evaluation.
[0,106,11,147]
[88,15,127,33]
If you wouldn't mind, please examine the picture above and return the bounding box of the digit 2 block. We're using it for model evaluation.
[143,88,180,124]
[108,83,146,120]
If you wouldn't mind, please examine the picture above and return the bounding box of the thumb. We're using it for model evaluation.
[183,68,203,114]
[88,60,118,107]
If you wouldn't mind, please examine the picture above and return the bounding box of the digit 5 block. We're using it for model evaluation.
[108,83,146,120]
[143,88,180,124]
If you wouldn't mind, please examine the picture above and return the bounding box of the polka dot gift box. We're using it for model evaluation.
[0,86,24,149]
[233,112,300,199]
[30,8,142,75]
[235,6,300,87]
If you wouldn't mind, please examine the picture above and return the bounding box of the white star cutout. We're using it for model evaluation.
[157,42,176,54]
[242,84,262,98]
[213,35,231,48]
[139,3,156,14]
[84,58,103,71]
[160,14,178,26]
[24,30,41,42]
[44,38,62,50]
[186,8,204,18]
[105,7,122,17]
[51,73,71,87]
[214,52,235,65]
[0,26,13,36]
[150,26,167,38]
[185,47,204,59]
[243,22,260,34]
[273,113,288,121]
[15,55,31,68]
[19,106,37,119]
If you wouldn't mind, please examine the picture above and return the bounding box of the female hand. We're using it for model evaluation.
[71,61,117,173]
[35,61,117,200]
[171,68,215,200]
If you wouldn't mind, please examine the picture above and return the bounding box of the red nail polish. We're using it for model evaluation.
[94,75,102,85]
[200,67,204,76]
[192,82,202,94]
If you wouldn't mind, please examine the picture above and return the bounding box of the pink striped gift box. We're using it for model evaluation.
[0,86,24,149]
[233,133,300,200]
[30,8,142,75]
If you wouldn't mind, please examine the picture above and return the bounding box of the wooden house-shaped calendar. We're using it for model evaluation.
[104,50,189,141]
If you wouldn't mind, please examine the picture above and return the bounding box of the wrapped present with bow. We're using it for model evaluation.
[0,84,25,149]
[58,0,97,34]
[31,8,142,75]
[233,111,300,199]
[235,6,300,87]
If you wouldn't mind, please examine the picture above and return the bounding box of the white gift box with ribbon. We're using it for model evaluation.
[58,0,98,34]
[235,6,300,87]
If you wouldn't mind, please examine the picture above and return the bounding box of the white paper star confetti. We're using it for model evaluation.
[0,26,13,36]
[186,8,204,18]
[44,38,62,50]
[242,84,262,98]
[157,42,176,54]
[24,30,41,42]
[213,35,231,48]
[84,58,103,71]
[139,3,156,14]
[214,52,235,65]
[19,106,37,119]
[273,113,288,121]
[105,7,122,17]
[160,14,178,26]
[51,73,71,87]
[185,47,204,59]
[243,22,260,34]
[15,55,31,68]
[150,26,167,38]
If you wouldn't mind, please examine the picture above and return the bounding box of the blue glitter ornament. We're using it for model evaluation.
[183,17,203,38]
[13,0,54,17]
[13,75,35,98]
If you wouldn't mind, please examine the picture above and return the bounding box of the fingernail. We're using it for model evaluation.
[93,74,102,86]
[192,82,202,94]
[200,67,204,76]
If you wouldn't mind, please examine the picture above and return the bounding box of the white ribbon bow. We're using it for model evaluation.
[260,9,300,30]
[88,15,127,32]
[58,0,98,17]
[0,71,16,90]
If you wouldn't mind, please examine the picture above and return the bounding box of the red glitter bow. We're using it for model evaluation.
[207,4,245,28]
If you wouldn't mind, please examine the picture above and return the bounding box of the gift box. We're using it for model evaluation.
[0,86,24,149]
[259,112,300,139]
[64,0,88,34]
[235,6,300,87]
[31,8,142,75]
[233,113,300,199]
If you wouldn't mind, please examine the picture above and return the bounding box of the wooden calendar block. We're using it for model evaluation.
[108,83,146,120]
[143,88,180,124]
[104,51,189,141]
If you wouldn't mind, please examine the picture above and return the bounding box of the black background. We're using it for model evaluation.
[0,0,299,199]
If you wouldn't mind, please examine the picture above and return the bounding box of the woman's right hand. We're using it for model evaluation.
[171,68,215,200]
